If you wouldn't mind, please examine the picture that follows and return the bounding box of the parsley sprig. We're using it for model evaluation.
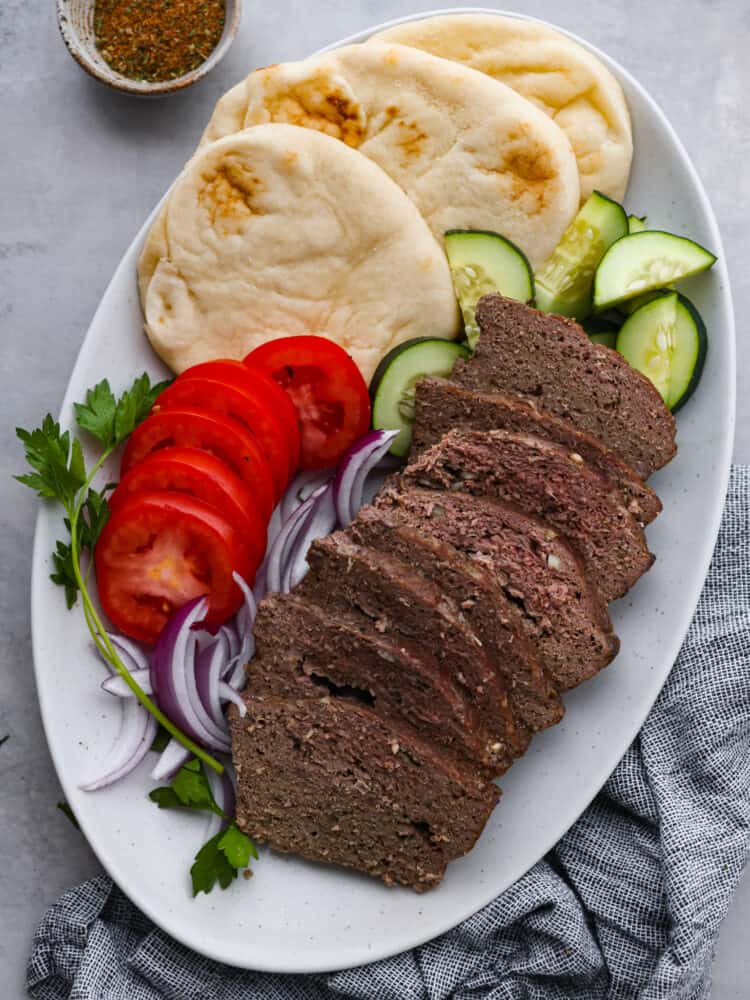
[16,375,224,775]
[150,759,257,894]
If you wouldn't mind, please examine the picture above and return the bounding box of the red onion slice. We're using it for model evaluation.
[102,668,152,698]
[232,571,256,671]
[281,469,333,521]
[219,681,247,717]
[79,698,157,791]
[283,482,338,591]
[333,430,399,527]
[219,624,241,669]
[207,764,237,830]
[195,633,231,733]
[150,597,230,754]
[265,504,283,551]
[151,737,191,782]
[262,487,324,597]
[105,632,150,675]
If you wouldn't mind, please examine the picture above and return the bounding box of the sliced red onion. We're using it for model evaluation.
[283,482,337,591]
[151,737,191,782]
[150,597,230,754]
[225,657,248,692]
[265,504,283,550]
[219,623,241,667]
[232,571,256,668]
[80,698,157,791]
[219,681,247,717]
[333,430,399,527]
[195,633,231,733]
[105,632,150,675]
[262,487,324,596]
[281,469,333,521]
[207,765,236,828]
[102,668,152,698]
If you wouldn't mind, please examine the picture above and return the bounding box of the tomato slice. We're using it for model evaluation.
[156,372,290,500]
[95,491,252,643]
[244,336,371,470]
[120,408,274,522]
[110,447,267,572]
[178,360,301,482]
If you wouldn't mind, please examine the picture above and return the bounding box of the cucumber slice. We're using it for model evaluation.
[618,287,671,316]
[371,338,471,456]
[615,292,707,411]
[594,231,716,311]
[444,230,533,349]
[628,214,647,234]
[582,316,619,348]
[534,190,628,320]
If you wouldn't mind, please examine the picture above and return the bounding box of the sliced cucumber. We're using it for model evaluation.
[371,338,471,456]
[628,214,647,234]
[582,316,619,348]
[444,230,533,349]
[534,191,628,320]
[593,231,716,311]
[615,292,707,411]
[618,287,671,316]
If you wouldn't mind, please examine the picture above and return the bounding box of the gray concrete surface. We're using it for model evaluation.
[1,0,748,994]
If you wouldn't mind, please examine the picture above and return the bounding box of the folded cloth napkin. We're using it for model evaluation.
[27,467,750,1000]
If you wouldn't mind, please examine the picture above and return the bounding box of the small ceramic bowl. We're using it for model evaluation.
[56,0,242,96]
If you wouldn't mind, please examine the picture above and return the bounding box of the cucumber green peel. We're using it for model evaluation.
[594,230,717,311]
[615,292,707,410]
[628,214,647,234]
[444,230,533,349]
[371,338,470,457]
[534,190,628,320]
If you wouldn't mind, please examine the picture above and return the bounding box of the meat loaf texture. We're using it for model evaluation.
[249,592,493,768]
[451,294,677,479]
[299,533,522,774]
[411,378,661,525]
[231,696,500,891]
[403,429,654,602]
[348,505,563,737]
[375,485,619,691]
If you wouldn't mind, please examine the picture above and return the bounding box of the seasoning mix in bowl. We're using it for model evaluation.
[95,0,226,82]
[57,0,241,95]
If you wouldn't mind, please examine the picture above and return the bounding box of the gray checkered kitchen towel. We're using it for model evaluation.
[27,466,750,1000]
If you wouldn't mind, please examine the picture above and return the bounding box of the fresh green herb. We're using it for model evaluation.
[150,725,171,754]
[57,800,81,830]
[190,824,258,896]
[15,375,224,776]
[150,758,257,895]
[150,759,223,816]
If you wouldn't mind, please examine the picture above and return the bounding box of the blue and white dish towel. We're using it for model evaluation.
[27,467,750,1000]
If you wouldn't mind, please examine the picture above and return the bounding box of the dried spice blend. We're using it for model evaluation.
[94,0,226,82]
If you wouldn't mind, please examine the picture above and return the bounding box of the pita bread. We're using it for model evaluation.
[371,15,633,202]
[199,43,580,268]
[139,124,460,382]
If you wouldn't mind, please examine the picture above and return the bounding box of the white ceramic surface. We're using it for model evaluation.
[30,8,736,974]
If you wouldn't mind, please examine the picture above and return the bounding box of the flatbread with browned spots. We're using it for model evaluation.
[198,43,580,268]
[370,15,633,203]
[139,124,460,381]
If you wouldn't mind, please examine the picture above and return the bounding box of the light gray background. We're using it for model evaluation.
[1,0,748,994]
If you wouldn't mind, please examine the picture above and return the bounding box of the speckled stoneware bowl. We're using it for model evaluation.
[56,0,242,96]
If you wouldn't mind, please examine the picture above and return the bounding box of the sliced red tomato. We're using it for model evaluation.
[155,372,289,500]
[177,360,301,482]
[110,447,267,572]
[120,408,274,522]
[244,336,371,470]
[95,491,252,643]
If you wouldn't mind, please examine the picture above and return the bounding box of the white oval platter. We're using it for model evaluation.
[31,7,735,974]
